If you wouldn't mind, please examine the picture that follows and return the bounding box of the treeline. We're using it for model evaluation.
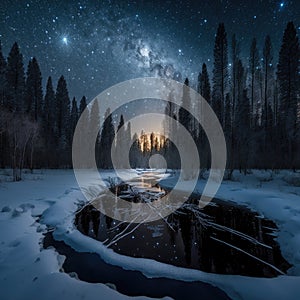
[163,21,300,174]
[0,21,299,180]
[0,41,89,180]
[0,39,136,179]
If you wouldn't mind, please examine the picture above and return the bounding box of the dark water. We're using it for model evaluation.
[43,232,231,300]
[75,172,291,278]
[42,171,291,299]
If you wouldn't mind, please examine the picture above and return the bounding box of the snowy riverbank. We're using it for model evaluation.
[1,169,300,299]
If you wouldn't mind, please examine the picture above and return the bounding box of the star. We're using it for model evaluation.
[62,37,68,45]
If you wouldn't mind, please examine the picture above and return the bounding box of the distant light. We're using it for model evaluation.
[204,19,207,23]
[280,2,284,8]
[62,37,68,45]
[253,15,257,19]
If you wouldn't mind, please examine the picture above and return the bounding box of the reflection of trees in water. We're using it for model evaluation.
[81,207,91,235]
[91,209,100,237]
[166,213,179,245]
[105,215,113,229]
[178,209,193,265]
[75,199,291,277]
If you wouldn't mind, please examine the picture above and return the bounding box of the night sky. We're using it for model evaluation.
[0,0,299,101]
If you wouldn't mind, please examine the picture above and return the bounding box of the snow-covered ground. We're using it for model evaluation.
[1,169,300,300]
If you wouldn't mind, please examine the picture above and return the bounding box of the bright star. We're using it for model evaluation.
[280,2,284,8]
[62,37,68,45]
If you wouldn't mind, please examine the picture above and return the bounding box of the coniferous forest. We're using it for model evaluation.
[2,2,300,300]
[0,21,299,180]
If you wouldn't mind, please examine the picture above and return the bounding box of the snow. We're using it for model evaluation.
[0,169,161,300]
[1,169,300,299]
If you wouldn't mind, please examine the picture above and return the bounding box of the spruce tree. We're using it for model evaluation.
[178,78,192,132]
[42,76,55,166]
[262,35,273,130]
[129,132,141,168]
[197,64,211,169]
[43,76,55,135]
[277,22,300,168]
[126,121,132,151]
[25,57,43,121]
[0,41,7,168]
[55,76,71,165]
[212,23,228,126]
[231,34,240,122]
[89,98,100,166]
[199,63,211,103]
[249,38,260,126]
[77,95,89,167]
[0,41,6,107]
[99,108,115,168]
[70,97,78,139]
[79,96,87,115]
[5,42,25,112]
[115,114,125,168]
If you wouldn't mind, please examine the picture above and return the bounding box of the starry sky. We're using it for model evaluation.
[0,0,299,102]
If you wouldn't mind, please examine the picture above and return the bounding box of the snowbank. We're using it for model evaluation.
[1,169,300,299]
[0,169,160,300]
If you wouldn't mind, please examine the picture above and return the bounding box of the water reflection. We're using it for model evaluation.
[76,173,291,278]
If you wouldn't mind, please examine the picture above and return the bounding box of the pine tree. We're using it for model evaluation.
[231,34,240,123]
[199,63,211,102]
[77,95,89,168]
[277,22,300,168]
[115,114,126,168]
[89,98,100,167]
[55,76,71,165]
[42,76,56,135]
[224,93,232,138]
[262,35,274,130]
[235,89,250,173]
[70,97,78,139]
[197,63,211,170]
[79,96,87,115]
[42,76,56,166]
[178,78,192,132]
[150,132,155,152]
[25,57,43,121]
[99,108,115,168]
[126,121,132,151]
[212,23,228,126]
[0,41,7,168]
[164,91,176,137]
[129,132,141,168]
[232,59,247,171]
[5,42,25,112]
[236,59,245,105]
[249,38,260,126]
[0,41,6,107]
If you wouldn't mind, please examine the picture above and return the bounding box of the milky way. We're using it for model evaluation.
[1,0,299,102]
